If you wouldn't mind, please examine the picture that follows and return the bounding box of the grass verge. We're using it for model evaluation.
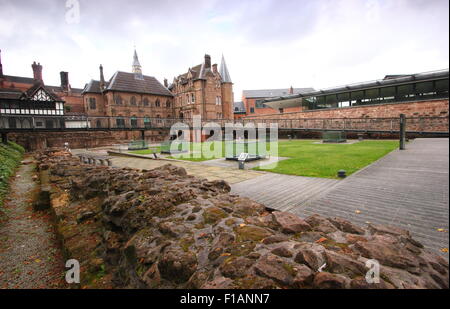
[0,142,25,208]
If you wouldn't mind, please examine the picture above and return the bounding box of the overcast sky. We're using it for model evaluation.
[0,0,448,101]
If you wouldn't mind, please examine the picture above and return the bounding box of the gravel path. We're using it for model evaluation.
[0,157,67,289]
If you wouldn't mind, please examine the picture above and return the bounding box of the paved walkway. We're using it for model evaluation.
[0,158,66,288]
[107,156,264,184]
[292,138,448,256]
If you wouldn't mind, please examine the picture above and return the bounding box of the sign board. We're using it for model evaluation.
[238,152,249,162]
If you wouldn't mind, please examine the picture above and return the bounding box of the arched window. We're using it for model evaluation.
[130,96,136,106]
[114,94,122,105]
[155,99,160,107]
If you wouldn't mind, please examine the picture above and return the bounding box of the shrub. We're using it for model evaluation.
[0,142,25,208]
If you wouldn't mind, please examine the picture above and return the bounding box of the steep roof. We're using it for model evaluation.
[82,79,109,94]
[23,82,63,101]
[1,75,35,84]
[47,85,83,94]
[177,64,203,81]
[219,55,232,83]
[106,71,172,96]
[242,87,315,99]
[0,82,63,101]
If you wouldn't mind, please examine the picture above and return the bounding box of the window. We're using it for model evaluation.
[216,96,222,105]
[380,87,396,101]
[144,117,151,128]
[250,107,255,113]
[131,116,138,128]
[397,84,414,99]
[279,108,284,113]
[186,94,190,104]
[116,118,125,128]
[155,99,160,107]
[89,97,96,110]
[166,100,171,108]
[143,98,149,106]
[416,82,434,96]
[436,79,449,93]
[130,96,137,106]
[191,93,195,103]
[114,94,122,105]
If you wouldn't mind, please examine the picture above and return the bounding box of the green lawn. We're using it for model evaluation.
[129,140,399,178]
[129,147,161,155]
[254,140,398,178]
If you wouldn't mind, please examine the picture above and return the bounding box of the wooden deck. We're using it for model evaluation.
[231,174,339,212]
[232,138,449,257]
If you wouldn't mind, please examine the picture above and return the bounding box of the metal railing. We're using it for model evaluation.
[0,115,448,134]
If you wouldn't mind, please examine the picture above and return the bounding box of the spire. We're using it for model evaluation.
[132,48,143,79]
[219,54,232,83]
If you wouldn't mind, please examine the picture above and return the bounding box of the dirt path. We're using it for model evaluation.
[0,156,67,289]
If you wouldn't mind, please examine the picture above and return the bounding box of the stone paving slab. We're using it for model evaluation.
[105,156,265,184]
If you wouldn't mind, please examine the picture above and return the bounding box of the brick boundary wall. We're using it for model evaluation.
[9,129,169,151]
[243,99,449,120]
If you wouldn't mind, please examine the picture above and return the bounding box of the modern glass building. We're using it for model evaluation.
[263,69,449,111]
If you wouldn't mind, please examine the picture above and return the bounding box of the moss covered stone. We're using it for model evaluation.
[202,206,228,225]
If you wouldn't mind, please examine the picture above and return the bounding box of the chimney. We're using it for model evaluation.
[164,78,168,88]
[289,86,294,94]
[212,64,218,74]
[60,71,69,90]
[32,61,43,83]
[0,49,3,78]
[204,54,211,69]
[99,64,105,90]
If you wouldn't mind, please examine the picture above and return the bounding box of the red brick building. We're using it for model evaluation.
[169,54,234,120]
[82,50,174,130]
[0,49,84,115]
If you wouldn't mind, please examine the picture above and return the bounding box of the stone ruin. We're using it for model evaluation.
[34,148,448,289]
